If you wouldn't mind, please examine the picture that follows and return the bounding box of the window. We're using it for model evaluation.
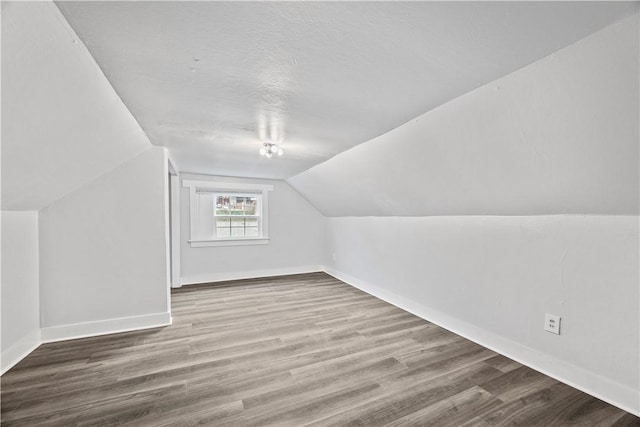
[183,180,273,247]
[214,193,260,238]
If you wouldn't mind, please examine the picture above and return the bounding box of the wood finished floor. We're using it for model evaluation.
[2,272,638,426]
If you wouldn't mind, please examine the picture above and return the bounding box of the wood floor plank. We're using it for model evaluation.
[479,364,558,402]
[383,386,503,427]
[244,357,406,411]
[482,354,523,373]
[1,272,637,426]
[305,363,505,427]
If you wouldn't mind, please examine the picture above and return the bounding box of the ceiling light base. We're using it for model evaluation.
[260,143,283,158]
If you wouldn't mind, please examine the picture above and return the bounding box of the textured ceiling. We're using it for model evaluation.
[56,1,637,179]
[2,2,151,211]
[288,15,639,216]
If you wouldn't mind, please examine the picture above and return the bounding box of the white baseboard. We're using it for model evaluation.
[1,328,42,375]
[41,312,172,343]
[324,267,640,417]
[181,265,324,286]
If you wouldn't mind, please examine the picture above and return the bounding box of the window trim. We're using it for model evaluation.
[183,180,273,247]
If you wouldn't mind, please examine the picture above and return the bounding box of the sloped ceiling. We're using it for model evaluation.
[56,1,637,180]
[288,15,639,217]
[1,1,152,211]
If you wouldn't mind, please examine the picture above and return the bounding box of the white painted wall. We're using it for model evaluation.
[1,1,151,211]
[39,147,170,341]
[56,1,637,180]
[289,15,639,216]
[180,174,325,285]
[1,211,40,374]
[170,174,181,287]
[325,216,639,413]
[291,16,640,414]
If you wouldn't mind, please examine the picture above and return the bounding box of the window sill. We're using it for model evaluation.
[189,238,270,248]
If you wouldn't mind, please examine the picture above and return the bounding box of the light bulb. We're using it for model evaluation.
[259,143,283,158]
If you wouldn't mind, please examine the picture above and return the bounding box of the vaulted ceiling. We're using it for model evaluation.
[50,2,638,179]
[1,1,152,211]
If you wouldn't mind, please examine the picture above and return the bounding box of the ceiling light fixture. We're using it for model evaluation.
[259,142,283,158]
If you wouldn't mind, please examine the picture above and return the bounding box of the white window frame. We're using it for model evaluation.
[183,180,273,247]
[212,191,262,238]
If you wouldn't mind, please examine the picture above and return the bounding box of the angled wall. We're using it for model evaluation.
[1,2,170,363]
[290,15,640,414]
[289,15,638,217]
[39,147,170,340]
[1,1,151,211]
[1,212,40,374]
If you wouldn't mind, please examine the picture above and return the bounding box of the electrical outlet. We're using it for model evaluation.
[544,313,561,335]
[332,253,337,261]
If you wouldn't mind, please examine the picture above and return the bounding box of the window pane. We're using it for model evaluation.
[216,217,230,227]
[216,227,231,238]
[212,193,261,240]
[245,227,259,237]
[230,217,245,227]
[215,193,259,217]
[228,196,238,215]
[216,195,230,215]
[231,227,245,237]
[243,197,257,215]
[226,196,257,216]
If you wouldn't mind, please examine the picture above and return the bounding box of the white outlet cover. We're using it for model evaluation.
[545,313,561,335]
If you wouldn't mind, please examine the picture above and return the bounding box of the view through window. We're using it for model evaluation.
[214,194,261,238]
[184,179,272,247]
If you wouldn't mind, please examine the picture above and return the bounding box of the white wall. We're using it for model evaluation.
[325,216,639,413]
[1,212,41,374]
[289,15,639,216]
[291,16,640,414]
[1,1,151,211]
[180,173,325,285]
[39,147,170,341]
[0,2,170,368]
